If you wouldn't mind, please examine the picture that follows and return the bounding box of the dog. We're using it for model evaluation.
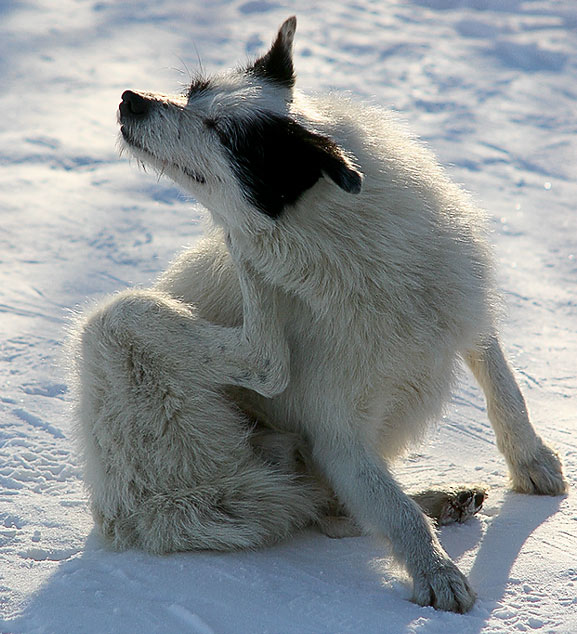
[69,17,567,613]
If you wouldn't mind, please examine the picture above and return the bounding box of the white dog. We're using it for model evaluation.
[70,17,567,612]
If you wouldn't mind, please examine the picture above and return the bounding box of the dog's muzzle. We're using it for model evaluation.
[119,90,150,119]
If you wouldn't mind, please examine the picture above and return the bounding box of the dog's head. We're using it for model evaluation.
[118,17,362,226]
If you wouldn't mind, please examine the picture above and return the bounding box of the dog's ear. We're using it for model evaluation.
[312,131,364,197]
[219,114,363,218]
[248,16,297,88]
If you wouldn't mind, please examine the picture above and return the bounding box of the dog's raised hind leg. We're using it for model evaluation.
[232,257,290,397]
[91,256,288,399]
[464,335,567,496]
[71,259,309,554]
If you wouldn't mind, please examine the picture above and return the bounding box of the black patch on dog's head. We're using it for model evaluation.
[247,16,297,88]
[218,114,362,218]
[186,76,212,100]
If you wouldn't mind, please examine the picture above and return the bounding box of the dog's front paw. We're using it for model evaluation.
[412,559,476,613]
[509,441,568,496]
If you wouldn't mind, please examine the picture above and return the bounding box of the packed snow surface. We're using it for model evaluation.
[1,1,576,632]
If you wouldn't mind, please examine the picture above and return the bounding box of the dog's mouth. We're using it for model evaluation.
[120,125,206,185]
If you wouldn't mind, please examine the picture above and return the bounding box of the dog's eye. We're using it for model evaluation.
[204,118,218,130]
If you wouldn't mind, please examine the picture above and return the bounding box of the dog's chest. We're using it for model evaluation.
[249,291,459,439]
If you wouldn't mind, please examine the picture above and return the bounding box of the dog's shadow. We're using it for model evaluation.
[5,493,564,633]
[466,490,564,600]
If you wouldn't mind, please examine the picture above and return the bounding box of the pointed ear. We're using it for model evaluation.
[248,16,297,88]
[218,114,363,218]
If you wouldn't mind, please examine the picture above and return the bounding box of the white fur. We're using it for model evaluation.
[69,17,567,613]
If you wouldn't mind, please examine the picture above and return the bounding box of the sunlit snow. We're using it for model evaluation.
[1,1,576,632]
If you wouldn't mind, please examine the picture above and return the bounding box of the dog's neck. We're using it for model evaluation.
[222,196,377,321]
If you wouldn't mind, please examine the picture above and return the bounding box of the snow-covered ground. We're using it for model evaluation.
[1,1,576,632]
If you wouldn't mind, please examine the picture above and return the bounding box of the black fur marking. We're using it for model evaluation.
[218,114,362,218]
[186,77,212,100]
[248,34,295,88]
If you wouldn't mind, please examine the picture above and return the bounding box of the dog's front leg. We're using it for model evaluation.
[465,335,567,496]
[313,437,476,613]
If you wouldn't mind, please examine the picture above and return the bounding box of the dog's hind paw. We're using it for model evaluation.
[509,441,568,496]
[411,485,487,526]
[437,486,487,526]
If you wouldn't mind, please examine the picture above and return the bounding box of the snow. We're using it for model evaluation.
[1,0,576,632]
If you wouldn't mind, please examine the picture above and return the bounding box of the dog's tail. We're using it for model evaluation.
[93,461,320,554]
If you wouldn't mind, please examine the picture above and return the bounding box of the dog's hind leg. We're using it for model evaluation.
[311,485,487,538]
[314,486,488,537]
[464,335,567,496]
[70,263,318,553]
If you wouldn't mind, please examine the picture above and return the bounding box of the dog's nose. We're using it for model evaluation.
[120,90,150,117]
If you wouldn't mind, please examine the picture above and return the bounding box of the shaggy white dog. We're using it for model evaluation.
[70,17,567,612]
